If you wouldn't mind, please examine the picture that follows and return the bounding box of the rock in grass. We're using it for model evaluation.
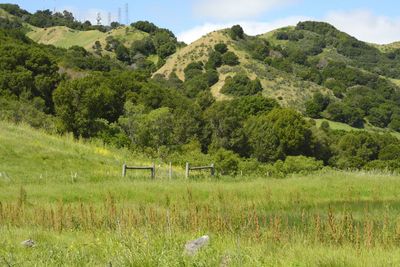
[184,235,209,256]
[21,239,36,248]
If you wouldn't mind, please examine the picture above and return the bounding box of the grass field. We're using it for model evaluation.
[1,121,400,266]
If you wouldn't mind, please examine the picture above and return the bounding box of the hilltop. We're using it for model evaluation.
[26,25,148,53]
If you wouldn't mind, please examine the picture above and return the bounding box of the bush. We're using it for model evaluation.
[229,25,244,40]
[131,21,158,33]
[364,160,400,172]
[278,156,324,175]
[266,156,324,177]
[221,73,262,96]
[213,148,240,175]
[214,43,228,54]
[379,144,400,160]
[222,51,239,66]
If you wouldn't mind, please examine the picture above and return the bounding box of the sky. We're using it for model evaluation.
[5,0,400,44]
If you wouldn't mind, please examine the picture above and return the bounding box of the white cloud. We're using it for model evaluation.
[178,16,309,44]
[194,0,297,20]
[325,10,400,44]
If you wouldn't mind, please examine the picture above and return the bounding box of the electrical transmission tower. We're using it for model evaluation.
[125,3,129,25]
[108,12,111,26]
[96,13,102,25]
[118,8,121,24]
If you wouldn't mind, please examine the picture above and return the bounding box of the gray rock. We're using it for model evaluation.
[21,239,35,248]
[184,235,209,256]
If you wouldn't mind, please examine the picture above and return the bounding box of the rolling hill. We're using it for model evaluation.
[156,29,331,108]
[26,25,148,54]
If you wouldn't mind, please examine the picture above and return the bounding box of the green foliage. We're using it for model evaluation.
[330,132,398,169]
[131,37,156,56]
[213,148,240,175]
[206,50,222,69]
[119,103,175,150]
[272,156,324,177]
[378,144,400,160]
[0,96,56,132]
[221,51,239,66]
[53,75,122,137]
[131,21,158,34]
[0,33,61,112]
[305,92,330,118]
[229,25,244,40]
[325,102,364,128]
[221,73,262,96]
[245,108,313,162]
[214,43,228,54]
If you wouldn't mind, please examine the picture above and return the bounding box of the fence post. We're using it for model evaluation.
[185,162,190,179]
[122,163,126,177]
[169,162,172,180]
[151,162,155,179]
[210,163,215,176]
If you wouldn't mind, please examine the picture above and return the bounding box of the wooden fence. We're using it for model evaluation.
[121,162,215,179]
[185,162,215,179]
[122,163,155,179]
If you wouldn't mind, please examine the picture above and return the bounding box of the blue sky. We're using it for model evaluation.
[5,0,400,44]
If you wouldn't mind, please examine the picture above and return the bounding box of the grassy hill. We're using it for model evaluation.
[26,25,148,53]
[156,30,330,108]
[0,121,183,184]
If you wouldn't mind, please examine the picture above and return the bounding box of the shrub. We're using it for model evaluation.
[229,25,244,40]
[221,73,262,96]
[213,148,240,175]
[214,43,228,54]
[379,144,400,160]
[278,156,324,175]
[222,51,239,66]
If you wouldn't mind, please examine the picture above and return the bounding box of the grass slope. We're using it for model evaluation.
[315,118,400,139]
[26,25,148,53]
[1,122,400,265]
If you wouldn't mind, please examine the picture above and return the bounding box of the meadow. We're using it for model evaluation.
[1,121,400,266]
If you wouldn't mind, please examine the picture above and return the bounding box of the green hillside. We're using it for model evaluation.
[158,22,400,131]
[156,30,331,109]
[0,121,169,184]
[26,25,148,53]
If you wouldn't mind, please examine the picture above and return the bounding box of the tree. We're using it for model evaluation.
[131,37,155,56]
[222,51,239,66]
[206,51,222,69]
[92,41,102,55]
[221,73,262,96]
[131,21,158,33]
[214,43,228,54]
[230,25,244,40]
[245,116,281,162]
[53,76,118,137]
[305,92,330,118]
[266,108,313,156]
[213,148,240,175]
[379,144,400,160]
[110,22,121,29]
[115,44,130,63]
[118,102,175,150]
